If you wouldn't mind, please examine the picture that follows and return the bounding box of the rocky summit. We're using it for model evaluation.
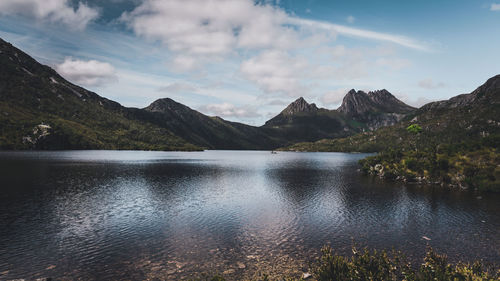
[337,89,415,130]
[280,97,319,116]
[338,89,415,117]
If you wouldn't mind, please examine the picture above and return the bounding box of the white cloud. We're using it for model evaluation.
[240,50,308,96]
[346,15,355,24]
[56,58,117,87]
[418,78,446,89]
[116,0,430,114]
[321,88,350,105]
[198,102,260,118]
[121,0,295,57]
[0,0,99,30]
[287,18,431,51]
[491,3,500,11]
[121,0,430,71]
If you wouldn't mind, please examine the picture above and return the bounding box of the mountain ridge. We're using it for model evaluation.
[0,37,423,150]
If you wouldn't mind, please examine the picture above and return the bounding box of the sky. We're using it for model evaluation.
[0,0,499,125]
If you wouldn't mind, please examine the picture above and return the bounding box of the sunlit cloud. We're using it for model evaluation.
[56,58,117,87]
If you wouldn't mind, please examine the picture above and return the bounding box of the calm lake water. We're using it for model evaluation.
[0,150,499,280]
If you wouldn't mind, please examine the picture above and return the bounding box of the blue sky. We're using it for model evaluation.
[0,0,499,125]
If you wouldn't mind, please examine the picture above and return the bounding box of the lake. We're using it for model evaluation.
[0,150,498,280]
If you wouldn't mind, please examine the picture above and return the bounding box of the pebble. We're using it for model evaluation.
[302,272,312,279]
[223,269,235,275]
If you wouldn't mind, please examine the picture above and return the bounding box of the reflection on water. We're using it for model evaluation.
[0,150,498,280]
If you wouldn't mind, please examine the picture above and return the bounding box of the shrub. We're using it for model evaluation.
[406,124,423,134]
[313,246,498,281]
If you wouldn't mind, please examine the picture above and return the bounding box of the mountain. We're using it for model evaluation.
[138,98,280,150]
[420,75,500,111]
[263,91,415,144]
[0,37,418,151]
[277,97,319,116]
[283,75,500,190]
[338,89,415,116]
[0,38,199,150]
[263,97,362,144]
[338,89,415,130]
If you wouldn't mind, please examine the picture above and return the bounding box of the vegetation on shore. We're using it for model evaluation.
[359,136,500,191]
[281,75,500,191]
[282,126,500,191]
[204,246,499,281]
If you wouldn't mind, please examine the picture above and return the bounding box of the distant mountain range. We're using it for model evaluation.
[0,37,416,150]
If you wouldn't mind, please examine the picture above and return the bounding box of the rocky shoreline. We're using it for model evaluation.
[364,163,473,190]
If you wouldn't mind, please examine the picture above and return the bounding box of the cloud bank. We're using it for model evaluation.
[56,58,117,87]
[118,0,428,99]
[240,50,308,96]
[0,0,99,30]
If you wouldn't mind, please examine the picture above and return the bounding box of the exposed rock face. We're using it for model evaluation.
[337,89,415,130]
[280,97,318,116]
[364,113,407,131]
[263,97,354,143]
[265,97,320,126]
[338,89,415,117]
[22,124,52,146]
[337,89,374,116]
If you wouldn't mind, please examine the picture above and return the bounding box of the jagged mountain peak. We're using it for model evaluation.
[338,89,372,116]
[368,89,391,97]
[338,88,414,116]
[281,97,318,116]
[347,89,358,95]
